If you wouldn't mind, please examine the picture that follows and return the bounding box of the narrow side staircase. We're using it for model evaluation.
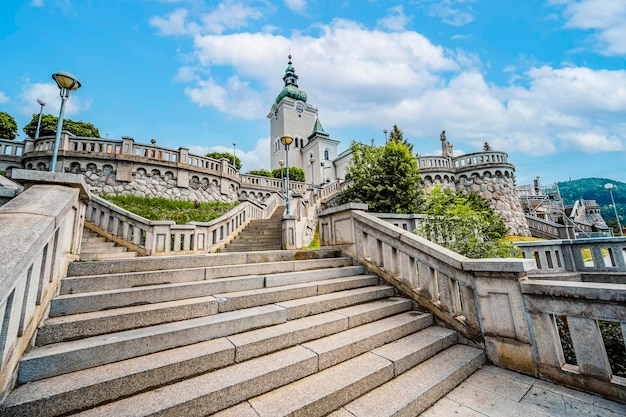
[79,228,138,260]
[1,249,484,417]
[219,206,285,252]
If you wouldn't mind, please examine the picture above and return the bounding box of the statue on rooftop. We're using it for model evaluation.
[440,130,453,157]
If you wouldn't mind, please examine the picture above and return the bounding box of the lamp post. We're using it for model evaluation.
[383,129,388,142]
[279,160,285,197]
[280,136,293,214]
[50,71,81,172]
[309,157,315,195]
[605,183,623,236]
[35,98,45,139]
[232,142,236,168]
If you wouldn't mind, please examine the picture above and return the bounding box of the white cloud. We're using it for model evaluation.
[18,81,91,118]
[189,137,270,171]
[556,0,626,55]
[427,0,476,27]
[284,0,307,14]
[31,0,44,7]
[150,1,265,36]
[377,5,411,32]
[153,8,626,159]
[0,92,9,103]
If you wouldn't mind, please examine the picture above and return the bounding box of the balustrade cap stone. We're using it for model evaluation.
[319,202,368,217]
[10,169,90,202]
[463,258,536,273]
[521,280,625,302]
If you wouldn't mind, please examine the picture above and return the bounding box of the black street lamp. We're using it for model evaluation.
[605,183,623,236]
[280,135,293,214]
[309,157,315,195]
[50,71,81,172]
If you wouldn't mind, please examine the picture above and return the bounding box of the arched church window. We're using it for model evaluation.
[324,149,329,160]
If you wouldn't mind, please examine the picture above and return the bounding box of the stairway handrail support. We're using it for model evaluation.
[318,204,626,404]
[0,174,88,401]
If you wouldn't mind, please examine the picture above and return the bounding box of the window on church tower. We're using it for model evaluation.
[324,149,329,160]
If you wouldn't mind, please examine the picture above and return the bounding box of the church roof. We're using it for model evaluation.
[275,55,308,104]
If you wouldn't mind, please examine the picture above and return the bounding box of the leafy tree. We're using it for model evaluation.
[206,151,241,170]
[0,111,18,139]
[23,113,100,138]
[272,167,305,182]
[388,124,413,152]
[248,169,273,177]
[416,186,517,258]
[338,139,422,213]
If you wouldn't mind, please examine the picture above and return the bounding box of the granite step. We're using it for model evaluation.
[2,299,414,417]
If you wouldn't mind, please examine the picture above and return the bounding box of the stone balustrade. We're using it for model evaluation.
[318,204,626,403]
[0,139,25,172]
[318,179,343,200]
[515,237,626,282]
[86,192,282,256]
[0,175,86,397]
[418,156,451,170]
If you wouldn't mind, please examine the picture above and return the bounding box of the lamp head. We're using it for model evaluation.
[605,183,614,190]
[279,160,284,166]
[37,98,46,106]
[52,71,81,91]
[309,157,315,164]
[280,135,293,146]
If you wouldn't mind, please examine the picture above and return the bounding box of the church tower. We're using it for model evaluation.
[268,56,317,172]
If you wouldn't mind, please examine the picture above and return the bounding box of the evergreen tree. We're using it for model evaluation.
[23,113,100,138]
[0,111,18,139]
[338,139,422,213]
[388,124,413,152]
[248,169,273,177]
[416,186,516,258]
[272,167,305,182]
[206,151,242,170]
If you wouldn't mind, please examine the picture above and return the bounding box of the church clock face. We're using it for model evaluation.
[295,102,304,114]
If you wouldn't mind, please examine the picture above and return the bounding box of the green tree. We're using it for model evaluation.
[206,151,242,170]
[23,113,100,138]
[388,124,413,152]
[0,111,18,139]
[416,186,516,258]
[248,169,273,177]
[272,167,305,182]
[338,139,422,213]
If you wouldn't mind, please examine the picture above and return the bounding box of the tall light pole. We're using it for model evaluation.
[35,98,45,139]
[232,142,236,168]
[309,157,315,195]
[50,71,81,172]
[605,183,623,236]
[383,129,388,142]
[280,136,293,214]
[279,160,285,197]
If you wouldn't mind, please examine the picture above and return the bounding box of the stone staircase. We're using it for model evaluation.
[0,249,485,417]
[219,206,285,252]
[79,228,138,260]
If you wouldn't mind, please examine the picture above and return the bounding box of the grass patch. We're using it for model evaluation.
[502,235,546,243]
[303,226,320,250]
[100,195,238,224]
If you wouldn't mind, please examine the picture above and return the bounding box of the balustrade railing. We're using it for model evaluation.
[318,204,626,403]
[0,139,24,158]
[0,181,85,397]
[515,237,626,280]
[86,193,281,255]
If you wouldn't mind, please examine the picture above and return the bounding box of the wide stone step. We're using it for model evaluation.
[18,304,287,384]
[66,249,345,277]
[61,257,358,294]
[52,267,368,316]
[43,322,455,417]
[78,251,138,260]
[330,344,485,417]
[2,299,414,417]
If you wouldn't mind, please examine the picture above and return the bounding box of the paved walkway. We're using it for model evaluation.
[421,365,625,416]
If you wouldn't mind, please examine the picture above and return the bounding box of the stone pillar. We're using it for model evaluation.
[121,137,135,156]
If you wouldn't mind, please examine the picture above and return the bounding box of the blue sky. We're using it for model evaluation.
[1,0,625,187]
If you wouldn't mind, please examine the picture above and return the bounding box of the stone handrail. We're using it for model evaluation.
[524,215,575,240]
[0,139,24,158]
[240,173,308,193]
[418,156,451,169]
[452,151,508,168]
[86,192,282,256]
[0,180,86,398]
[514,237,626,279]
[521,280,625,402]
[318,179,343,201]
[318,204,626,403]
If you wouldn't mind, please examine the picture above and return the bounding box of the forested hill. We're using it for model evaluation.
[557,178,626,207]
[557,178,625,230]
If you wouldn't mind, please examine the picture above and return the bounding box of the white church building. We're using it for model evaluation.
[268,56,350,185]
